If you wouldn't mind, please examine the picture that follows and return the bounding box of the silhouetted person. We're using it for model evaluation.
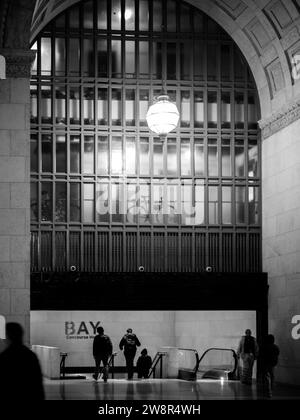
[119,328,141,379]
[237,329,259,385]
[92,326,113,382]
[259,334,280,398]
[0,323,45,401]
[137,348,152,379]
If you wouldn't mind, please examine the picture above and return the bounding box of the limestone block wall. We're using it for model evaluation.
[263,118,300,386]
[0,76,31,344]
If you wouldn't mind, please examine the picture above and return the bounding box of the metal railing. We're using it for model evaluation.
[197,348,238,380]
[148,351,167,379]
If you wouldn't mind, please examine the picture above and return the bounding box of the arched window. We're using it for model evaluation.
[30,0,261,273]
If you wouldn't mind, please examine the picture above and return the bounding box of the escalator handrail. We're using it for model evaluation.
[197,348,238,377]
[178,348,200,374]
[148,351,168,378]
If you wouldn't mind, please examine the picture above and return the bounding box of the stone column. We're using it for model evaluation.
[261,102,300,386]
[0,48,34,345]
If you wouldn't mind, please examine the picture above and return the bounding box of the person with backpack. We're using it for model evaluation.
[237,329,259,385]
[259,334,280,398]
[92,326,113,382]
[119,328,141,380]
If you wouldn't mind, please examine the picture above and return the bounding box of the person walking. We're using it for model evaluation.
[237,329,259,385]
[119,328,141,380]
[137,348,152,379]
[0,322,45,401]
[92,326,113,382]
[259,334,280,398]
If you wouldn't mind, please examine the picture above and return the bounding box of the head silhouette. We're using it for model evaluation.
[141,348,148,356]
[245,329,252,337]
[127,328,133,334]
[6,322,23,345]
[267,334,275,344]
[97,326,104,335]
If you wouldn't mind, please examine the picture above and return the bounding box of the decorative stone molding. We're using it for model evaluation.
[259,98,300,139]
[0,48,35,78]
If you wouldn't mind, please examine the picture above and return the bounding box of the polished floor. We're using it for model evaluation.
[44,377,300,400]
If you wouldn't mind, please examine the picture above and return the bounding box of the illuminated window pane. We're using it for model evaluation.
[139,90,149,126]
[222,187,232,224]
[98,88,108,125]
[42,134,52,172]
[96,183,109,223]
[126,137,136,174]
[167,139,178,176]
[221,92,231,129]
[83,88,94,124]
[140,138,150,175]
[222,139,231,177]
[56,135,66,173]
[181,139,191,176]
[84,135,95,173]
[181,184,193,225]
[208,139,218,177]
[125,41,135,75]
[208,92,218,128]
[127,184,138,224]
[55,182,67,222]
[139,42,149,77]
[69,38,80,74]
[41,86,52,124]
[235,140,245,177]
[248,140,258,178]
[249,186,259,225]
[181,91,191,128]
[125,0,135,30]
[31,42,38,75]
[139,0,149,31]
[139,184,150,224]
[41,182,52,222]
[194,91,204,128]
[112,136,123,174]
[69,87,80,124]
[97,136,109,175]
[98,39,108,77]
[111,0,121,30]
[30,86,38,123]
[209,186,218,224]
[167,184,179,224]
[153,141,164,176]
[111,183,123,223]
[153,184,164,224]
[41,38,51,75]
[111,89,122,125]
[70,136,80,173]
[55,86,66,124]
[97,0,107,30]
[236,186,246,224]
[194,139,204,177]
[84,183,95,223]
[55,38,65,75]
[125,90,135,126]
[70,183,80,222]
[195,185,205,225]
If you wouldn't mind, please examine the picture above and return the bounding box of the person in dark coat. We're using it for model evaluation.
[137,348,152,379]
[0,322,45,401]
[119,328,141,379]
[259,334,280,398]
[92,326,113,382]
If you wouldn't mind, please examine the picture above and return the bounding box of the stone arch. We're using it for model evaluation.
[1,0,300,123]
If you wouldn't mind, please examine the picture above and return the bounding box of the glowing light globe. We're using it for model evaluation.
[146,95,179,138]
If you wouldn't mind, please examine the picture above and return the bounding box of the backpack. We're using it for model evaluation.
[124,334,136,349]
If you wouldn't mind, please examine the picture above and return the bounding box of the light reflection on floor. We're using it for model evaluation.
[44,377,300,400]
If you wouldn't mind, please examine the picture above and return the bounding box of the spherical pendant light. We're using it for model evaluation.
[146,95,179,138]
